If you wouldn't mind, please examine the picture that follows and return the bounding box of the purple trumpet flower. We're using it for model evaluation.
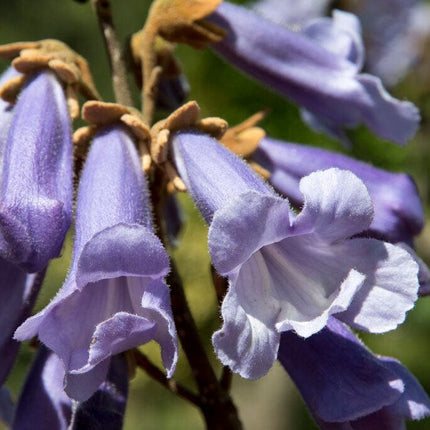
[172,130,419,379]
[13,346,72,429]
[209,2,419,145]
[0,70,73,273]
[15,125,178,401]
[13,346,129,430]
[253,137,424,244]
[0,69,47,387]
[278,317,430,428]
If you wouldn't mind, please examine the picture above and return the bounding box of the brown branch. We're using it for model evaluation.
[168,261,242,429]
[91,0,133,106]
[133,349,201,406]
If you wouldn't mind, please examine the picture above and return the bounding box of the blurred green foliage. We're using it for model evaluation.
[1,0,430,429]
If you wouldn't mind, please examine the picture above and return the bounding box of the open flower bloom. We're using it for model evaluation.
[278,317,430,428]
[209,2,419,145]
[0,70,73,272]
[172,130,419,379]
[15,125,178,401]
[253,137,424,244]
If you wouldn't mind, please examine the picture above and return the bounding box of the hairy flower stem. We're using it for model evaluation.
[91,0,133,106]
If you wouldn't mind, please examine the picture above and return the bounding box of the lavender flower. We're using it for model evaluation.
[0,70,73,272]
[0,263,40,386]
[253,137,424,244]
[356,0,430,86]
[15,125,178,401]
[0,67,19,155]
[209,2,419,145]
[172,130,419,379]
[278,318,430,428]
[13,346,72,429]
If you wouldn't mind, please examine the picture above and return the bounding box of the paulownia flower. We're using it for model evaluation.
[0,70,73,272]
[209,2,419,145]
[15,125,178,401]
[278,317,430,428]
[172,130,419,379]
[0,69,47,387]
[253,137,424,244]
[13,346,129,430]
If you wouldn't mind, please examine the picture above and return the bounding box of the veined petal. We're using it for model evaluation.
[212,287,280,379]
[0,71,72,272]
[294,168,374,242]
[337,238,419,333]
[208,191,291,275]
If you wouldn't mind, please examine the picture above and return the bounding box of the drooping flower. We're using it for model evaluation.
[172,130,419,379]
[0,70,73,272]
[15,125,178,401]
[253,137,424,244]
[208,2,419,145]
[353,0,430,86]
[13,346,129,430]
[0,263,40,386]
[12,346,72,429]
[278,317,430,428]
[0,68,48,387]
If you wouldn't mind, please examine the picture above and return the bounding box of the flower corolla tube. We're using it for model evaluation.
[15,125,178,401]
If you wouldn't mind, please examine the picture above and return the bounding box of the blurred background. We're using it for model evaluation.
[1,0,430,428]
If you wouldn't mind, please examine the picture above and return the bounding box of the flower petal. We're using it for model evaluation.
[77,224,169,288]
[294,168,373,242]
[212,287,280,379]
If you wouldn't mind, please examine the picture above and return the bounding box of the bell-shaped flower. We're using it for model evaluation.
[0,70,73,272]
[253,137,424,244]
[15,125,178,401]
[209,2,419,145]
[172,130,419,379]
[278,317,430,428]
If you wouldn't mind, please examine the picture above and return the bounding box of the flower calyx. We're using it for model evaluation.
[220,110,270,179]
[150,100,228,192]
[0,39,100,118]
[144,0,226,50]
[74,101,152,172]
